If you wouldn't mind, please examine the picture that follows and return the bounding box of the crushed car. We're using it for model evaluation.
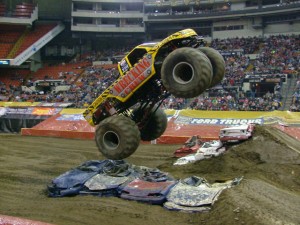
[173,140,225,165]
[219,123,255,143]
[173,135,204,158]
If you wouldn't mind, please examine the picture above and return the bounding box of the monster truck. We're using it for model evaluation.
[83,28,225,160]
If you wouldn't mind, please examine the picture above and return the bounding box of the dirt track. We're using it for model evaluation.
[0,125,299,225]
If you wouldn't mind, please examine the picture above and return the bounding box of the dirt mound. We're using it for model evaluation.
[0,125,299,225]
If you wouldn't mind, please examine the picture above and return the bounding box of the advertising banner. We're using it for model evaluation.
[5,107,34,115]
[36,102,74,108]
[31,108,60,116]
[0,102,39,107]
[175,116,263,125]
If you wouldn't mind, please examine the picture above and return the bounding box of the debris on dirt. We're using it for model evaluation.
[163,176,242,212]
[47,159,174,197]
[47,159,241,212]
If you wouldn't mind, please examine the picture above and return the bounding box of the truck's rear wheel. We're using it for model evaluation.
[95,115,140,159]
[161,47,213,98]
[132,106,168,141]
[197,47,225,88]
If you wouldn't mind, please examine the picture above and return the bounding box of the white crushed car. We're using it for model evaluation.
[197,140,224,156]
[173,140,225,166]
[219,124,255,143]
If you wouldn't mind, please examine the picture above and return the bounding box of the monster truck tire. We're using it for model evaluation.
[95,115,141,160]
[161,47,213,98]
[197,47,225,88]
[132,106,168,141]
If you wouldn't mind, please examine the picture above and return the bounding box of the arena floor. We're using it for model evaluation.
[0,125,299,225]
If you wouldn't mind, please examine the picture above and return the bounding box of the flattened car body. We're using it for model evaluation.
[219,124,255,142]
[173,135,204,158]
[120,179,177,205]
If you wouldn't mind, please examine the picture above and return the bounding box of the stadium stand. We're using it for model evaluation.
[12,2,36,18]
[0,0,299,111]
[0,24,26,58]
[0,33,299,110]
[12,23,58,58]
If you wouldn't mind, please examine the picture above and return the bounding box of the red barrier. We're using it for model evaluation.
[21,114,223,142]
[21,113,300,143]
[22,128,95,140]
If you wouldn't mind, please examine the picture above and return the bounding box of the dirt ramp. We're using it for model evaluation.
[156,126,300,225]
[227,179,300,225]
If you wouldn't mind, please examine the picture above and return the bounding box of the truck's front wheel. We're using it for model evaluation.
[95,115,140,159]
[161,47,213,98]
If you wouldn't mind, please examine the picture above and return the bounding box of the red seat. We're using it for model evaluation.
[13,23,57,57]
[12,11,32,17]
[15,5,35,10]
[15,8,33,12]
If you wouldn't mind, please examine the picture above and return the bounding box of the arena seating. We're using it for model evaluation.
[31,62,90,82]
[0,24,26,58]
[12,2,35,18]
[0,34,299,111]
[0,43,13,58]
[13,23,57,58]
[0,69,31,89]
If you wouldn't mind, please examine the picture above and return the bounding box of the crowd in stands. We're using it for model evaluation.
[0,34,299,112]
[290,79,300,112]
[211,36,261,54]
[188,91,282,111]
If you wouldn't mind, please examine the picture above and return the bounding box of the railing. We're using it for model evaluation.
[146,2,300,20]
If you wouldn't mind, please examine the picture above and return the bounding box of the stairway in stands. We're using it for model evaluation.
[280,76,297,110]
[7,29,29,59]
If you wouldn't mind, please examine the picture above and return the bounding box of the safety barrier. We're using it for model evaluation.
[1,103,300,142]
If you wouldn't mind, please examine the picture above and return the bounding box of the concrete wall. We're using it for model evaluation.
[212,19,263,39]
[2,0,71,20]
[264,22,300,36]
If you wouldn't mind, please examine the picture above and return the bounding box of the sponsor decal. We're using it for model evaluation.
[111,55,152,98]
[120,59,130,74]
[175,116,263,125]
